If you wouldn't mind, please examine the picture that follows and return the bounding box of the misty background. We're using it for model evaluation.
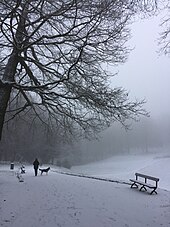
[79,13,170,164]
[0,12,170,167]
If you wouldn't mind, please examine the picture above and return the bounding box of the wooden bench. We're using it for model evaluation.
[130,173,159,194]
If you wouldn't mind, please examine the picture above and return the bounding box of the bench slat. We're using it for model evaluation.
[130,179,156,189]
[135,173,159,182]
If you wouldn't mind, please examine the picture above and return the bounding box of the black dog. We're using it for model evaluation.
[39,167,50,175]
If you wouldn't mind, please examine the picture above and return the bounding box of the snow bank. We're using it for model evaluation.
[72,152,170,190]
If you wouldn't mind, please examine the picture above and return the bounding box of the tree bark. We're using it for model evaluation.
[0,1,29,140]
[0,52,18,140]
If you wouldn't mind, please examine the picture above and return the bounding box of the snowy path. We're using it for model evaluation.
[0,166,170,227]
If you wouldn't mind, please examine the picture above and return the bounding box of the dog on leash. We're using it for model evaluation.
[39,167,50,175]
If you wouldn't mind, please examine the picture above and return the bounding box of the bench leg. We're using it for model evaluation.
[131,182,138,188]
[150,189,157,195]
[140,185,147,192]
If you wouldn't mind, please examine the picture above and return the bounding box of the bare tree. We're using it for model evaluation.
[159,1,170,55]
[0,0,157,140]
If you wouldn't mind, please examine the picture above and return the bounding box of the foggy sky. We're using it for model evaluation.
[78,13,170,163]
[112,13,170,119]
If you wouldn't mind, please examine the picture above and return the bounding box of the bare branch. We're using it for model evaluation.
[0,0,157,140]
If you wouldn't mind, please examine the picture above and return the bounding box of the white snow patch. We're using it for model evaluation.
[0,152,170,227]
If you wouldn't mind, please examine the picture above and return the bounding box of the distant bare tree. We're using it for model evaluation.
[159,1,170,55]
[0,0,157,140]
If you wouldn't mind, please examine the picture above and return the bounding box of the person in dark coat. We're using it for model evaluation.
[33,158,39,176]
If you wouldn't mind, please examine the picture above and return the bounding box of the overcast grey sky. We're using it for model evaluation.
[112,13,170,119]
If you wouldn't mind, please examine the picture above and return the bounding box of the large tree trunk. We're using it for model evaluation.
[0,0,29,140]
[0,52,18,140]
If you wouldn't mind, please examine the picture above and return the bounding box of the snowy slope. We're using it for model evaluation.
[0,153,170,227]
[72,153,170,190]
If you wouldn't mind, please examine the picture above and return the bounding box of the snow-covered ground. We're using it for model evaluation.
[72,152,170,191]
[0,152,170,227]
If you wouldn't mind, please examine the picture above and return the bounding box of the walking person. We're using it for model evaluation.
[33,158,39,176]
